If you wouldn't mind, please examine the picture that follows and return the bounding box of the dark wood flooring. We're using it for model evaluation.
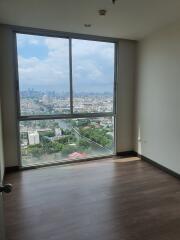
[4,157,180,240]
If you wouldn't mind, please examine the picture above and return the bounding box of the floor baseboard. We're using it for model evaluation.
[117,151,180,179]
[5,166,20,173]
[139,154,180,180]
[5,153,180,180]
[116,151,138,157]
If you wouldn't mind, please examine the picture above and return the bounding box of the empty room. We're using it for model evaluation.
[0,0,180,239]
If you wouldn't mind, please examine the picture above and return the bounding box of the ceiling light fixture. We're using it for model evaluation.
[84,24,91,27]
[98,9,107,16]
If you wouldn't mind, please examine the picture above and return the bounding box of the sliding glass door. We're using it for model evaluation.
[15,32,116,166]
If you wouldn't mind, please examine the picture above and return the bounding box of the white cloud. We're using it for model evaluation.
[72,39,114,61]
[17,34,114,93]
[29,38,39,45]
[17,34,42,47]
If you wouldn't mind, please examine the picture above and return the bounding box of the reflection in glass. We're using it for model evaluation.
[72,39,115,113]
[20,117,114,166]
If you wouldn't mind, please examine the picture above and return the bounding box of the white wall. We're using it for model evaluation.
[0,25,19,167]
[136,21,180,174]
[116,40,137,152]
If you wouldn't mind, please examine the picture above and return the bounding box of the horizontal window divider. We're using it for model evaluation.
[19,112,115,121]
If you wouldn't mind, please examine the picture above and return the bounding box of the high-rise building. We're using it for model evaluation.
[28,131,40,145]
[55,128,62,137]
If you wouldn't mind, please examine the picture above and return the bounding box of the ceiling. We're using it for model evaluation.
[0,0,180,40]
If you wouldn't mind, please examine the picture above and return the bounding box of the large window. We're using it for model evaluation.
[16,32,116,166]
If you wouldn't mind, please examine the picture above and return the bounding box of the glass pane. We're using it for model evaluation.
[20,117,114,166]
[72,39,115,113]
[16,33,70,116]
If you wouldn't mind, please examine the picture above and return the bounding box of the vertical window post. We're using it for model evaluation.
[69,38,73,114]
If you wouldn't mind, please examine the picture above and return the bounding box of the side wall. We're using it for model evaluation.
[0,24,137,166]
[116,40,137,152]
[0,32,5,178]
[0,25,18,167]
[0,100,4,180]
[135,21,180,174]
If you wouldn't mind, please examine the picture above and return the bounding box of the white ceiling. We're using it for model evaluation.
[0,0,180,40]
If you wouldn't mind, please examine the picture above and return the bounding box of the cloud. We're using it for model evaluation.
[72,39,114,62]
[29,38,39,45]
[17,34,114,93]
[17,34,42,47]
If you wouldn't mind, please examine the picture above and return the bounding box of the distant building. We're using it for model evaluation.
[42,94,49,105]
[28,131,40,145]
[55,128,62,137]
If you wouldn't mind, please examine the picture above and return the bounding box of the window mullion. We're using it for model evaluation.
[69,38,73,114]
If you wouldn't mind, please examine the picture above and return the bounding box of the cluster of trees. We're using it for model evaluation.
[25,131,91,158]
[22,120,113,159]
[79,126,113,148]
[71,119,91,127]
[38,120,59,129]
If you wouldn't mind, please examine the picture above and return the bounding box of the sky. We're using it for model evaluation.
[17,33,115,94]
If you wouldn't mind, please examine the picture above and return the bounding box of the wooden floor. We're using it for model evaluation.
[4,157,180,240]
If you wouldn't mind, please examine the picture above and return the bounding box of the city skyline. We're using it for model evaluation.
[20,88,113,96]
